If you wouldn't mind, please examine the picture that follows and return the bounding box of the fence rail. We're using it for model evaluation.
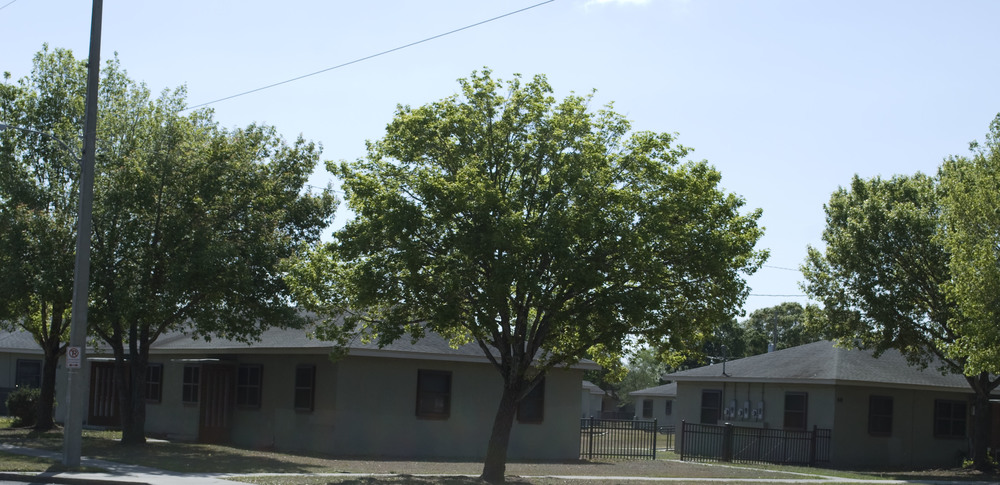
[580,417,657,460]
[679,421,830,466]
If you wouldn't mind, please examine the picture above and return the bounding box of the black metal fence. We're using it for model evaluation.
[580,417,657,460]
[679,421,831,466]
[658,425,676,452]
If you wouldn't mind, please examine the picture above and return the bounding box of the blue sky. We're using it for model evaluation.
[3,0,1000,317]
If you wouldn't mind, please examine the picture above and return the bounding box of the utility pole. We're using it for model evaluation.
[63,0,102,467]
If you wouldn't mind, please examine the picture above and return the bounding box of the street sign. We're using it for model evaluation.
[67,346,82,369]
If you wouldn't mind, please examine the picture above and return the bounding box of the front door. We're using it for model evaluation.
[88,362,119,427]
[198,364,235,444]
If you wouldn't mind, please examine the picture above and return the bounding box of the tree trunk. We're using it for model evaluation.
[119,352,148,445]
[969,372,996,472]
[33,343,60,431]
[481,384,520,484]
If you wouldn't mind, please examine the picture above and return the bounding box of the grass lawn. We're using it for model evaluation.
[0,417,994,484]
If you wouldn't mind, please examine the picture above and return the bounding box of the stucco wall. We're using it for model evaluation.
[675,381,834,430]
[831,385,969,468]
[674,380,972,469]
[50,350,582,461]
[331,355,582,460]
[634,397,676,427]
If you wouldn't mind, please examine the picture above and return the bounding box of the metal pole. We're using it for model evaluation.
[63,0,102,467]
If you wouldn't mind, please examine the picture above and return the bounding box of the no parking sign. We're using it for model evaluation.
[67,346,82,368]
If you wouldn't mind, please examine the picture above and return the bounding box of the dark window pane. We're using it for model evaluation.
[294,365,315,411]
[517,379,545,423]
[416,370,451,418]
[783,393,807,430]
[700,390,722,424]
[182,366,200,403]
[15,360,42,389]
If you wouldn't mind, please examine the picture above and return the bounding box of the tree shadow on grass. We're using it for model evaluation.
[83,440,327,474]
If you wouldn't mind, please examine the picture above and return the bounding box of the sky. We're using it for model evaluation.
[3,0,1000,318]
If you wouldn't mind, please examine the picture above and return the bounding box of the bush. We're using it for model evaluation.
[6,387,41,427]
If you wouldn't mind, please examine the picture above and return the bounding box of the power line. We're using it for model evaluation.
[186,0,555,111]
[0,0,18,11]
[762,264,800,272]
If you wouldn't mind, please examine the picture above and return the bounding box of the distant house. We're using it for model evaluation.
[581,380,605,418]
[665,340,997,468]
[628,382,676,426]
[0,327,597,461]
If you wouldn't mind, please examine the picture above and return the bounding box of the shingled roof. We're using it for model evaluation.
[664,340,968,392]
[1,327,599,369]
[629,382,677,398]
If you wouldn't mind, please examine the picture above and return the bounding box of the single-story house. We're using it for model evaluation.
[1,327,598,461]
[581,380,605,418]
[628,382,676,426]
[665,340,998,469]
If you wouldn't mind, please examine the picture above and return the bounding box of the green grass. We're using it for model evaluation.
[0,418,990,484]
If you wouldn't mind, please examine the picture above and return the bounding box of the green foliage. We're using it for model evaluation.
[938,114,1000,375]
[0,45,82,431]
[288,69,765,479]
[801,173,957,369]
[802,117,1000,471]
[289,68,766,365]
[2,46,337,443]
[741,302,825,356]
[5,387,42,427]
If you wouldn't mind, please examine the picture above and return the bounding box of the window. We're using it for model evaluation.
[145,363,163,403]
[182,365,200,403]
[642,399,653,419]
[294,365,316,411]
[237,364,263,408]
[15,359,41,388]
[783,392,808,430]
[868,395,893,435]
[934,399,967,439]
[416,370,451,419]
[664,400,673,416]
[700,390,722,424]
[518,379,545,423]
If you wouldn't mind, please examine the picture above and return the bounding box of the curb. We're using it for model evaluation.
[0,472,148,485]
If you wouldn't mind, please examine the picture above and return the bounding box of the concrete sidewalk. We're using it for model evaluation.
[0,443,232,485]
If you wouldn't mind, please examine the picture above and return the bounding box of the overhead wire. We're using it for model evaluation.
[185,0,555,111]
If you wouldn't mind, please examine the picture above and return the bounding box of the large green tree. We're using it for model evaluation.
[288,70,766,482]
[0,47,87,430]
[937,114,1000,467]
[2,47,337,444]
[802,170,1000,471]
[740,302,822,356]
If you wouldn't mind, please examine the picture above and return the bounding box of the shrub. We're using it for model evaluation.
[6,387,41,427]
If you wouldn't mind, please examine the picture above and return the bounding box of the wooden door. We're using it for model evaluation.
[88,361,119,427]
[198,364,235,443]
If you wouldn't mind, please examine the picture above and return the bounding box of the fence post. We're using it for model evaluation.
[809,425,817,467]
[722,423,733,462]
[678,420,686,460]
[587,416,595,460]
[652,419,657,460]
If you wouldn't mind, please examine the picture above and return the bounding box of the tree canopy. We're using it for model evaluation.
[1,46,337,444]
[938,114,1000,375]
[0,47,89,430]
[288,69,766,482]
[802,127,1000,469]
